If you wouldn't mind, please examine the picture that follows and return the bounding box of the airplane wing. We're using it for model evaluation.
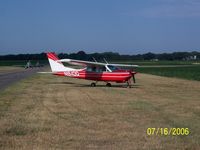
[58,59,139,67]
[58,59,106,66]
[109,64,139,67]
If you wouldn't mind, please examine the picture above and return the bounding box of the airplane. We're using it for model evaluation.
[25,60,44,69]
[46,52,138,88]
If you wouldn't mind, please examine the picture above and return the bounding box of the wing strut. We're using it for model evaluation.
[103,58,108,64]
[92,57,97,62]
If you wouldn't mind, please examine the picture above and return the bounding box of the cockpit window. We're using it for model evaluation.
[86,66,106,72]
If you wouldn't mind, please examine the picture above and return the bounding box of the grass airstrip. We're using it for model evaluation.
[0,66,24,74]
[139,65,200,81]
[0,65,200,149]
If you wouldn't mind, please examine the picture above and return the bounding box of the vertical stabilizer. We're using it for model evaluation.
[46,52,75,72]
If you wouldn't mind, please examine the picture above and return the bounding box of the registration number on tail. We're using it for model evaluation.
[64,71,79,77]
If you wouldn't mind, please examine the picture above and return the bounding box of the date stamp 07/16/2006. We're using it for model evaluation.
[146,128,190,136]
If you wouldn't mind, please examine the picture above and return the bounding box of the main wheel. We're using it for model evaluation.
[106,83,111,87]
[126,81,132,88]
[91,82,96,87]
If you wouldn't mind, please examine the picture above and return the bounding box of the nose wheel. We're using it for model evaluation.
[127,80,132,88]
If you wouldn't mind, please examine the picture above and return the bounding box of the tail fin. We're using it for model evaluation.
[46,52,75,72]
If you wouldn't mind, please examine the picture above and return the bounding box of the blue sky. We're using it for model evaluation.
[1,0,200,54]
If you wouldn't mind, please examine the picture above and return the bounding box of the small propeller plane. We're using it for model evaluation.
[46,52,138,88]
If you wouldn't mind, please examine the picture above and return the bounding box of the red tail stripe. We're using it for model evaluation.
[47,53,56,60]
[48,53,58,60]
[47,53,59,61]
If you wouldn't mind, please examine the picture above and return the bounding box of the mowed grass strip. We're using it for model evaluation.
[115,60,199,66]
[138,65,200,81]
[0,66,24,74]
[0,73,200,149]
[0,60,48,67]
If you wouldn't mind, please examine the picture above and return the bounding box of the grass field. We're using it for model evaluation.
[0,72,200,149]
[0,60,28,66]
[1,60,199,66]
[138,65,200,81]
[112,60,199,66]
[0,60,48,66]
[0,66,24,74]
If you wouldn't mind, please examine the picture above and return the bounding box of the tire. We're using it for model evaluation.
[106,83,111,87]
[91,83,96,87]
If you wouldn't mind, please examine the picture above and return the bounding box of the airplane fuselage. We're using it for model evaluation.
[53,69,136,83]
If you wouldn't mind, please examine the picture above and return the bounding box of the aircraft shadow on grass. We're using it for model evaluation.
[47,81,141,89]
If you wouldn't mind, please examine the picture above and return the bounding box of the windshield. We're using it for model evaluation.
[107,65,119,71]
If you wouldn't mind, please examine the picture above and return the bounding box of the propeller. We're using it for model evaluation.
[130,70,136,83]
[132,74,136,83]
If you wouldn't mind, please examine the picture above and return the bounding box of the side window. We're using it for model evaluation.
[101,66,106,72]
[86,66,97,72]
[97,66,106,72]
[86,66,106,72]
[92,66,96,72]
[86,66,92,72]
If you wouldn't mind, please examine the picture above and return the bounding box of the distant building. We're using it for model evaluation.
[150,59,159,61]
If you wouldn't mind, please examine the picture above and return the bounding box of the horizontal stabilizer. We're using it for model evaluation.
[37,72,53,74]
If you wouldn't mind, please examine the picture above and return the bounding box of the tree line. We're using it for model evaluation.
[0,51,199,61]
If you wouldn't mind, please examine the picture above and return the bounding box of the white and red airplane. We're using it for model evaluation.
[46,52,138,88]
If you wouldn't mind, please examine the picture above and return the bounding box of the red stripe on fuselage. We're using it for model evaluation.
[53,70,133,82]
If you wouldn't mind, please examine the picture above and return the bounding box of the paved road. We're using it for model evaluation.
[0,68,42,91]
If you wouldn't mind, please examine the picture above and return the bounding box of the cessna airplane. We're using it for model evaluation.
[46,52,138,88]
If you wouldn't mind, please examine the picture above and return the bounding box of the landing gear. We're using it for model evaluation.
[127,80,132,88]
[91,82,96,87]
[106,83,112,87]
[90,82,112,87]
[91,81,98,87]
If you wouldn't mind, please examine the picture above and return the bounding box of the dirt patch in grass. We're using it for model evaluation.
[0,73,200,149]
